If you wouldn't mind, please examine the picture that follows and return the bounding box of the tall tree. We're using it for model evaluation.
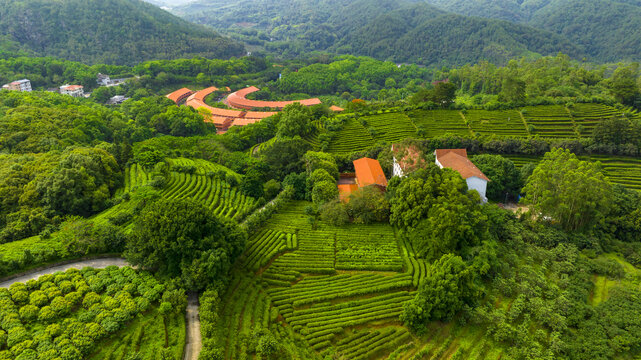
[125,198,246,290]
[522,148,612,232]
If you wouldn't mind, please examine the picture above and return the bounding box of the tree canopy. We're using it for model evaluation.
[125,198,247,290]
[522,148,612,232]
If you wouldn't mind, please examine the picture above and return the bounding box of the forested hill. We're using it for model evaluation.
[423,0,641,63]
[0,0,245,65]
[171,0,582,66]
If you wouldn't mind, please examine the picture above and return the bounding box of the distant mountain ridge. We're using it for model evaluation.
[0,0,244,65]
[423,0,641,62]
[171,0,582,66]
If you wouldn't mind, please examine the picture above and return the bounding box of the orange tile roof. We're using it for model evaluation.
[166,87,194,103]
[330,105,344,112]
[62,85,83,90]
[226,86,322,110]
[435,149,490,181]
[231,118,261,126]
[244,110,277,119]
[353,158,388,188]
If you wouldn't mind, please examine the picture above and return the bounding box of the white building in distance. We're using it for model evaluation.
[2,79,32,92]
[434,149,490,202]
[60,84,84,97]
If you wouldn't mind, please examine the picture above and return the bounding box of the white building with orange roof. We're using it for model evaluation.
[60,84,84,97]
[434,149,489,202]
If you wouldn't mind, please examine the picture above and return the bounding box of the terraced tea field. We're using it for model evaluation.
[361,112,417,142]
[464,109,528,137]
[327,118,376,153]
[317,104,634,154]
[407,109,471,138]
[203,201,511,359]
[96,157,257,230]
[520,105,577,138]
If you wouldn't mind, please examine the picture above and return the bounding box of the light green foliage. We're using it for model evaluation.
[0,267,184,359]
[609,64,641,106]
[523,148,612,231]
[311,180,339,205]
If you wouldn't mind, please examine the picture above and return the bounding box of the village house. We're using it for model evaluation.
[97,73,128,87]
[106,95,129,105]
[338,157,387,201]
[2,79,32,92]
[60,84,84,97]
[434,149,489,202]
[97,73,111,86]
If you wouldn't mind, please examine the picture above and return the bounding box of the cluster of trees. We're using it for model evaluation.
[276,56,428,100]
[392,147,641,358]
[0,147,122,243]
[439,54,641,108]
[0,90,218,242]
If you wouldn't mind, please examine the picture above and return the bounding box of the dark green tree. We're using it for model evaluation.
[471,154,522,201]
[125,198,246,290]
[401,254,479,333]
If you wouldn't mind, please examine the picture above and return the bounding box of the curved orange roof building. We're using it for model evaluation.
[168,85,323,131]
[166,88,194,104]
[227,86,321,110]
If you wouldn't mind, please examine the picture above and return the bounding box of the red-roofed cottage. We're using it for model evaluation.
[435,149,489,202]
[354,158,388,189]
[337,158,387,201]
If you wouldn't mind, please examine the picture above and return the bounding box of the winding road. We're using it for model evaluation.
[0,257,202,359]
[0,258,129,288]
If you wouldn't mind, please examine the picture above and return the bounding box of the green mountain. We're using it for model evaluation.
[423,0,641,62]
[0,0,245,65]
[172,0,582,66]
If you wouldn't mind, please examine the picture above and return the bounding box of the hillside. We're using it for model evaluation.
[172,0,582,65]
[423,0,641,62]
[0,0,244,65]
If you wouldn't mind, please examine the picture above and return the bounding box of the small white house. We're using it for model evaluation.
[434,149,489,202]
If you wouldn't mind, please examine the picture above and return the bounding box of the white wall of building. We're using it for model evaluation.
[466,176,488,203]
[392,156,404,177]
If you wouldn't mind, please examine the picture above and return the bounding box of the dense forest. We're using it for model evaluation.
[172,0,581,65]
[423,0,641,62]
[0,0,244,65]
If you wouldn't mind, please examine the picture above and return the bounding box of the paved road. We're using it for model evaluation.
[183,293,202,360]
[0,258,129,288]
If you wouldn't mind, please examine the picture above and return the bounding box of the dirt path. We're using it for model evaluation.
[183,293,202,360]
[0,258,129,288]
